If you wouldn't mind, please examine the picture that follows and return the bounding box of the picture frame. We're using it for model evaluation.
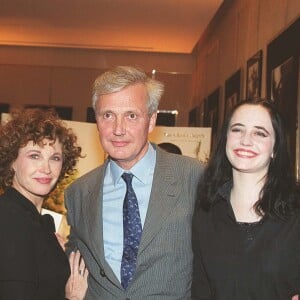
[224,70,241,119]
[246,50,262,99]
[266,17,299,179]
[271,56,296,103]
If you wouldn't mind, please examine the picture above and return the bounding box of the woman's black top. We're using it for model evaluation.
[192,182,300,300]
[0,188,70,299]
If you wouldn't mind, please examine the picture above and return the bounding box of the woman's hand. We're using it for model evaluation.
[55,232,66,251]
[65,250,88,300]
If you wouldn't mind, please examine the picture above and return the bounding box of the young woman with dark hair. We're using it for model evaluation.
[192,99,300,299]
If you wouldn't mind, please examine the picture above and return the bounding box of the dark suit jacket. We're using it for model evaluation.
[0,188,70,300]
[65,145,204,299]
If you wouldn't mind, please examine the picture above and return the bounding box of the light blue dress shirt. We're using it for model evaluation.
[103,143,156,281]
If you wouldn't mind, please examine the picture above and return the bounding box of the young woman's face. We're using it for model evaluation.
[12,139,63,207]
[226,104,275,177]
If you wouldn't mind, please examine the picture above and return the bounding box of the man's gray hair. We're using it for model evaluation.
[92,66,164,115]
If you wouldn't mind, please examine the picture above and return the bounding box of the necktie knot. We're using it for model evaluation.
[121,172,133,186]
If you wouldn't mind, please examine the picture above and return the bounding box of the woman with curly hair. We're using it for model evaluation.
[0,109,88,299]
[192,99,300,299]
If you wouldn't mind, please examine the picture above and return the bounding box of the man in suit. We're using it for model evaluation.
[65,66,204,299]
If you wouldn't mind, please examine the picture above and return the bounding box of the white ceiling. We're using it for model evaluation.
[0,0,223,54]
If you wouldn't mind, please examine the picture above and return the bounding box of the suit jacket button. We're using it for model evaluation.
[100,269,106,277]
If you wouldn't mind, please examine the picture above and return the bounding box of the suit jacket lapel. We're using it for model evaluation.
[138,149,181,254]
[82,166,105,261]
[81,162,121,285]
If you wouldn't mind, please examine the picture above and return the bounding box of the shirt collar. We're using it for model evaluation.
[217,180,237,222]
[217,180,233,203]
[109,143,156,185]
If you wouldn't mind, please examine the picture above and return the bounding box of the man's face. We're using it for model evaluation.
[95,83,157,170]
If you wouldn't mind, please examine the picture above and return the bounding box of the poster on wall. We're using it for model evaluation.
[2,112,211,170]
[149,126,211,164]
[1,113,211,235]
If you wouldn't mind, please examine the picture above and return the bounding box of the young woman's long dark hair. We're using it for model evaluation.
[197,98,300,219]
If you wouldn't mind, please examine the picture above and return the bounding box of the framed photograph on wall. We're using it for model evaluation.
[267,17,299,178]
[224,70,241,118]
[271,56,296,102]
[246,50,262,99]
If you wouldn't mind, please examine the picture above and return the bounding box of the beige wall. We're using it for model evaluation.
[0,0,299,126]
[0,46,193,125]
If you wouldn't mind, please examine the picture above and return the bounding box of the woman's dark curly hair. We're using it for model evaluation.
[0,108,82,190]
